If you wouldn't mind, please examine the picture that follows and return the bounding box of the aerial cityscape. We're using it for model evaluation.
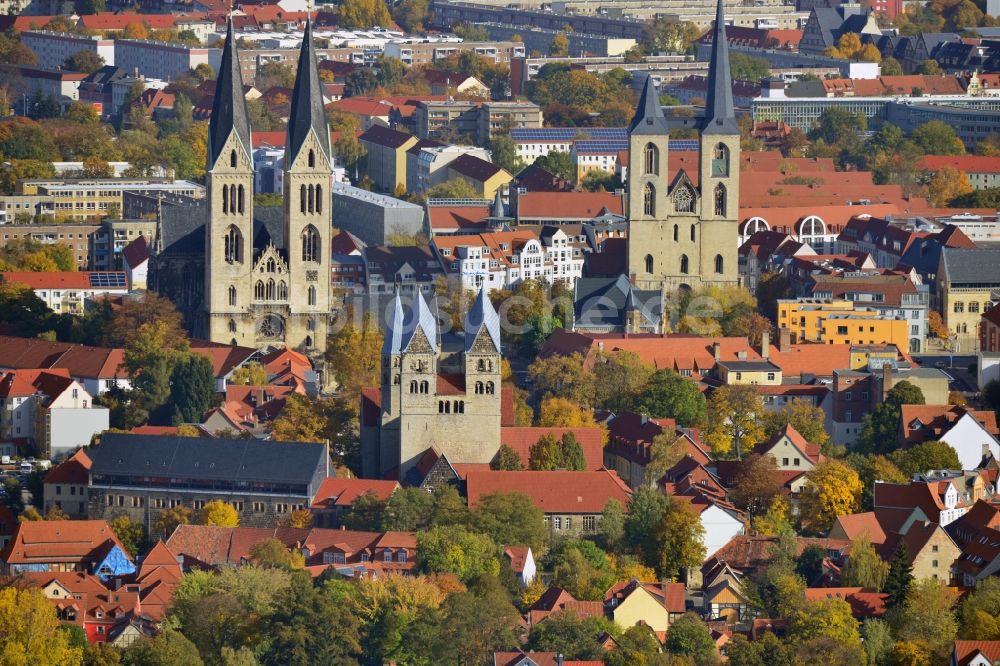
[2,0,1000,662]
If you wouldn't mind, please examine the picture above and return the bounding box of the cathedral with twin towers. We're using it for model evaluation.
[204,16,332,352]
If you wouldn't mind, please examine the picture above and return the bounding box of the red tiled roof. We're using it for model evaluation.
[495,652,603,666]
[465,470,631,514]
[804,587,887,617]
[503,545,530,573]
[80,12,180,30]
[953,641,1000,666]
[43,449,91,485]
[0,520,128,564]
[327,97,394,117]
[427,204,490,231]
[605,579,685,613]
[768,343,852,378]
[918,155,1000,173]
[1,271,127,290]
[311,477,399,509]
[517,191,624,220]
[754,423,822,465]
[900,404,999,444]
[499,427,605,470]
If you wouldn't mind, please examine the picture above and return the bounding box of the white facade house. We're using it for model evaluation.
[697,502,746,559]
[0,271,129,315]
[935,413,1000,471]
[22,31,116,70]
[431,228,584,291]
[410,145,491,194]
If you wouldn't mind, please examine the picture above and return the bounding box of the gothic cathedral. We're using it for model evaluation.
[627,0,740,292]
[204,16,332,353]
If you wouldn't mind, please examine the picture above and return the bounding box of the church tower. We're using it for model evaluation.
[282,17,332,350]
[205,16,255,345]
[626,0,739,292]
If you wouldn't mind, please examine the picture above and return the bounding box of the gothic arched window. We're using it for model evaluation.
[475,381,484,394]
[420,380,429,394]
[673,184,695,213]
[254,281,264,299]
[680,254,689,274]
[714,183,727,217]
[302,225,320,262]
[229,184,237,214]
[230,150,237,168]
[237,184,245,214]
[316,185,322,214]
[307,184,315,213]
[690,224,696,242]
[304,335,312,348]
[308,150,315,168]
[410,380,418,394]
[643,183,655,217]
[277,281,288,300]
[222,185,229,214]
[485,381,495,394]
[266,278,275,301]
[644,143,658,175]
[224,225,242,264]
[645,254,654,274]
[266,257,276,273]
[300,184,306,214]
[308,285,316,306]
[228,284,237,306]
[715,254,724,274]
[673,224,679,242]
[712,143,729,176]
[228,319,236,333]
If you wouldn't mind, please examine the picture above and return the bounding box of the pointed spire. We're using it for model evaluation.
[492,188,505,218]
[402,290,438,353]
[703,0,739,135]
[465,287,501,354]
[628,74,669,135]
[287,16,332,165]
[207,15,252,169]
[383,291,405,354]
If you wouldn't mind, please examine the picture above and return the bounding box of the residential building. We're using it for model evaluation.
[85,433,330,529]
[465,470,633,536]
[358,125,418,193]
[938,248,1000,352]
[949,500,1000,585]
[875,479,969,527]
[0,272,129,315]
[21,31,115,70]
[414,100,542,144]
[17,179,203,223]
[625,0,739,292]
[331,183,423,247]
[917,155,1000,190]
[573,275,664,334]
[122,236,148,290]
[503,546,536,586]
[900,405,1000,471]
[604,580,686,633]
[603,411,709,489]
[310,478,400,527]
[950,640,1000,666]
[0,221,95,267]
[445,154,512,200]
[409,144,491,194]
[12,65,86,112]
[715,359,783,386]
[982,305,1000,353]
[362,245,444,296]
[114,39,218,81]
[799,7,884,55]
[43,449,92,518]
[0,520,135,581]
[433,227,583,291]
[382,40,525,67]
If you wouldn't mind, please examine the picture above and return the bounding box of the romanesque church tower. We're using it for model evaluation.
[626,0,740,292]
[205,17,332,352]
[369,289,503,480]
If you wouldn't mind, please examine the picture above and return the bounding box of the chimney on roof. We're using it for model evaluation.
[778,326,791,353]
[713,342,721,360]
[761,330,770,359]
[257,389,265,406]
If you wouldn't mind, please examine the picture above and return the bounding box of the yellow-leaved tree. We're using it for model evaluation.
[537,396,598,428]
[200,500,239,527]
[0,587,84,665]
[703,384,765,459]
[926,166,973,207]
[798,459,862,535]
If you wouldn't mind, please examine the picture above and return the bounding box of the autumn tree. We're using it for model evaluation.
[665,612,720,665]
[788,597,863,650]
[152,504,194,539]
[926,165,973,206]
[527,352,595,404]
[654,495,706,580]
[890,578,959,664]
[537,396,598,428]
[704,384,765,459]
[912,120,965,155]
[493,444,523,470]
[103,291,186,348]
[424,177,479,199]
[730,453,784,519]
[200,500,239,527]
[644,432,686,487]
[549,32,569,56]
[639,369,707,427]
[472,491,547,551]
[338,0,392,28]
[841,533,889,590]
[0,587,84,664]
[798,459,862,535]
[593,351,653,412]
[229,362,268,386]
[325,308,383,407]
[928,310,949,338]
[269,393,329,442]
[762,399,831,454]
[890,439,960,476]
[957,577,1000,640]
[416,525,500,582]
[110,514,148,558]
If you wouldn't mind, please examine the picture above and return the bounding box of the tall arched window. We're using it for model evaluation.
[307,184,315,213]
[224,225,242,263]
[690,224,696,242]
[254,281,264,299]
[230,150,237,168]
[316,185,322,214]
[229,184,237,214]
[644,143,658,175]
[302,225,320,262]
[475,381,484,394]
[712,143,729,176]
[680,254,689,274]
[228,319,236,332]
[300,184,306,213]
[410,380,418,394]
[673,184,695,213]
[266,278,275,300]
[715,254,724,274]
[308,150,315,168]
[642,183,655,216]
[673,224,679,242]
[645,254,654,274]
[304,335,312,348]
[714,183,727,217]
[222,185,229,214]
[228,285,237,306]
[237,184,245,214]
[266,257,276,273]
[420,380,429,394]
[308,285,316,306]
[277,281,288,300]
[485,381,494,394]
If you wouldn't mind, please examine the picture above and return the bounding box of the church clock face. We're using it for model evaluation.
[257,314,284,340]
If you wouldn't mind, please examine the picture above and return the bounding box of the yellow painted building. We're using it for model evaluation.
[18,179,203,222]
[716,360,783,386]
[849,345,899,370]
[820,312,910,347]
[445,156,513,199]
[777,298,854,343]
[359,126,418,194]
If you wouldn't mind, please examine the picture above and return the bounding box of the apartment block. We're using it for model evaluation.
[414,100,542,144]
[382,40,525,67]
[17,179,204,223]
[114,39,219,81]
[21,31,115,70]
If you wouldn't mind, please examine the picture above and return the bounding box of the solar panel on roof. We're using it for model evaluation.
[669,139,699,150]
[88,272,127,288]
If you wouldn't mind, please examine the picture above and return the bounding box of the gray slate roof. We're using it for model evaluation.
[940,248,1000,285]
[464,288,501,353]
[574,274,662,330]
[89,433,326,485]
[208,17,252,169]
[703,0,738,135]
[628,74,670,135]
[287,18,332,165]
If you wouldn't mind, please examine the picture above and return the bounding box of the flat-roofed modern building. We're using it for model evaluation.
[86,433,330,531]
